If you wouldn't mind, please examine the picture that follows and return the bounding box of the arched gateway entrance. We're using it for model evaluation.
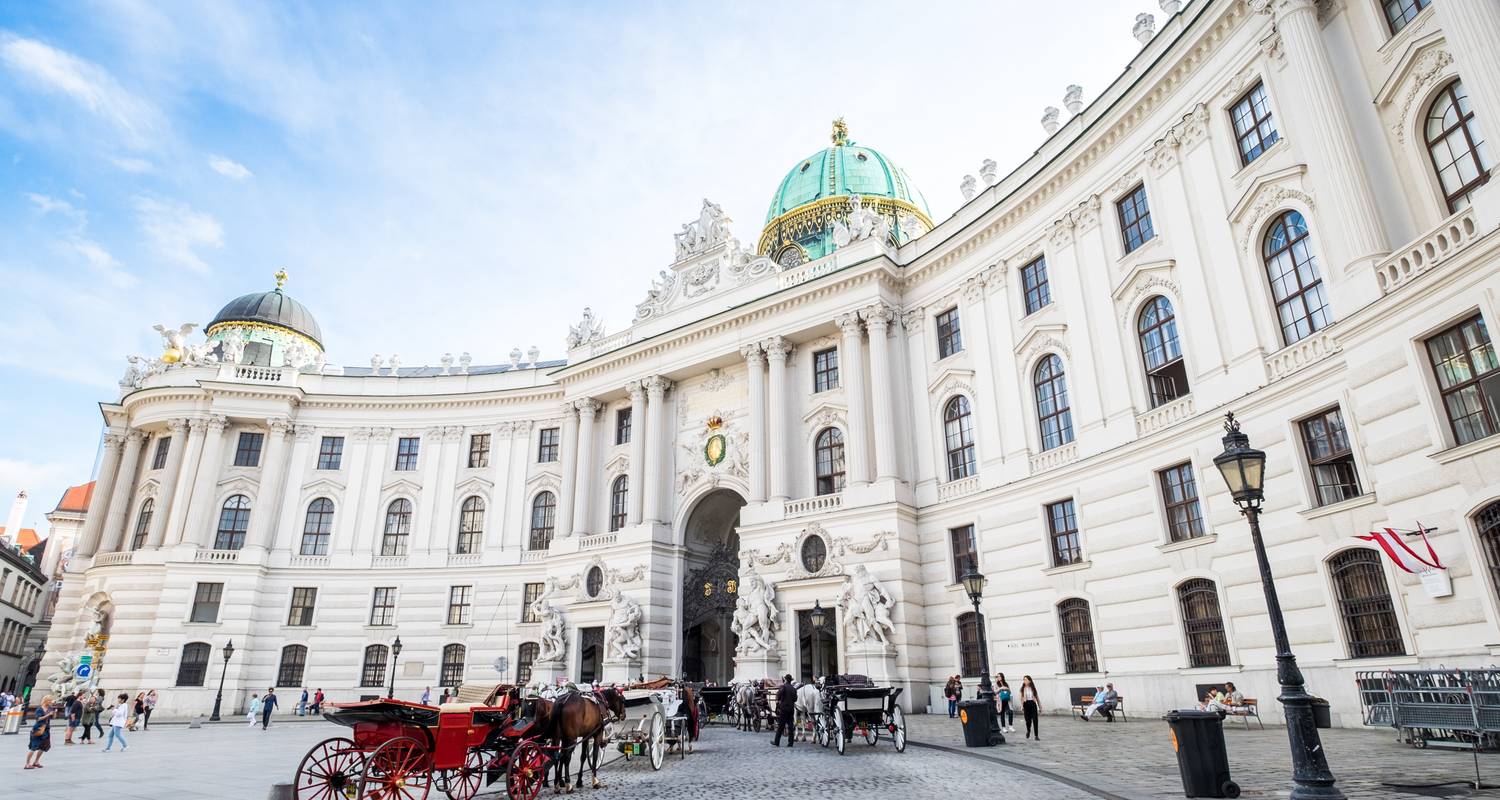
[680,489,745,684]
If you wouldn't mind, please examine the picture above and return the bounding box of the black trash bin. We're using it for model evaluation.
[957,699,1003,747]
[1164,709,1239,798]
[1310,697,1331,729]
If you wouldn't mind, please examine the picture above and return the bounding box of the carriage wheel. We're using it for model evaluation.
[295,737,364,800]
[814,715,829,749]
[835,712,847,755]
[356,736,432,800]
[506,741,548,800]
[440,749,485,800]
[649,711,666,770]
[890,706,907,753]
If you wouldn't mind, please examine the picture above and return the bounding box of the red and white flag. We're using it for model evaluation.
[1357,524,1443,574]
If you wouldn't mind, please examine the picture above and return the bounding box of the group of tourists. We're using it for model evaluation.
[24,688,148,768]
[946,674,1044,740]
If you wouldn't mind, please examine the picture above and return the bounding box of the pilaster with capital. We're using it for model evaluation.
[763,339,793,500]
[99,430,148,553]
[422,426,464,553]
[861,304,900,481]
[956,278,1007,472]
[572,398,602,536]
[835,313,871,487]
[145,418,191,549]
[625,382,648,523]
[642,378,672,523]
[740,346,767,502]
[244,418,294,551]
[1434,0,1500,230]
[183,415,230,548]
[74,432,126,559]
[556,404,580,536]
[493,421,528,552]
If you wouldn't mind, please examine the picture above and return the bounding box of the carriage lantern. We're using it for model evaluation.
[388,636,403,699]
[210,639,234,721]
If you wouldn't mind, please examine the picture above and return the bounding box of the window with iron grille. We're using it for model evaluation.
[131,499,154,551]
[814,427,846,496]
[1047,499,1082,566]
[1021,256,1051,315]
[361,644,388,687]
[1383,0,1429,33]
[176,642,211,686]
[813,348,840,392]
[277,645,307,687]
[1158,463,1205,542]
[1263,210,1330,345]
[1298,408,1363,506]
[1177,579,1230,667]
[609,475,628,532]
[956,612,985,678]
[522,583,543,623]
[1058,598,1098,673]
[381,499,412,556]
[317,436,343,470]
[949,524,978,584]
[468,433,490,469]
[214,495,250,550]
[517,642,539,684]
[1425,314,1500,446]
[151,436,171,470]
[394,437,420,471]
[287,587,317,626]
[447,586,473,625]
[456,496,484,554]
[529,493,555,550]
[1116,184,1155,253]
[936,307,963,358]
[1230,82,1280,166]
[234,432,264,467]
[537,428,560,462]
[300,498,334,556]
[1425,80,1491,212]
[440,644,466,687]
[1330,549,1406,658]
[1034,355,1074,450]
[1477,502,1500,608]
[1139,296,1188,407]
[616,408,632,445]
[370,587,397,626]
[189,582,223,624]
[943,396,977,481]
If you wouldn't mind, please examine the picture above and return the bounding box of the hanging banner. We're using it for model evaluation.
[1357,524,1451,598]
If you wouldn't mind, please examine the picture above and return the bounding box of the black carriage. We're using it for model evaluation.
[813,675,906,755]
[697,686,737,726]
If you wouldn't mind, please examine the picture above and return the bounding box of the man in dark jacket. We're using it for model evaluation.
[261,687,278,730]
[771,674,797,747]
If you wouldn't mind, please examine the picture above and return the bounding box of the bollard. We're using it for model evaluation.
[2,707,22,734]
[188,715,203,729]
[266,782,293,800]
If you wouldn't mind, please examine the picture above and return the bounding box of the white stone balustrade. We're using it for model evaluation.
[1029,442,1079,473]
[289,555,330,568]
[937,475,981,502]
[579,532,618,550]
[94,552,135,567]
[1266,330,1340,382]
[1135,395,1196,436]
[1375,209,1480,295]
[195,549,241,563]
[786,493,842,517]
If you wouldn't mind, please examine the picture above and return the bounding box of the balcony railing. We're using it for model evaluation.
[1266,330,1340,382]
[1376,208,1479,295]
[289,554,330,568]
[1135,394,1195,436]
[937,475,981,502]
[786,493,842,517]
[194,549,240,563]
[94,551,134,567]
[447,552,482,567]
[1029,442,1079,473]
[578,532,617,550]
[520,550,547,564]
[371,554,408,568]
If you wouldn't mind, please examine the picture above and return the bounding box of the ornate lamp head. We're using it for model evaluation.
[1213,412,1267,510]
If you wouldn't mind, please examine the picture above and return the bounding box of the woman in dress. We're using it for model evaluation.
[24,696,54,769]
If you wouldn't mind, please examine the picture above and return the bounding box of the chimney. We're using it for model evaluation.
[2,491,27,546]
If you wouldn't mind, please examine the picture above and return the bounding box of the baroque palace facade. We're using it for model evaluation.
[43,0,1500,724]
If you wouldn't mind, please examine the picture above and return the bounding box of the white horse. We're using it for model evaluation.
[795,682,822,741]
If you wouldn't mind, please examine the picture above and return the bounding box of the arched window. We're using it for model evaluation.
[814,428,846,496]
[1263,210,1330,345]
[360,644,388,687]
[1058,598,1098,673]
[440,644,466,687]
[300,498,334,556]
[277,644,308,687]
[1034,355,1074,450]
[214,495,251,550]
[1138,296,1188,406]
[130,499,154,551]
[943,396,977,481]
[1476,502,1500,605]
[1177,579,1230,668]
[381,499,412,556]
[529,492,556,551]
[609,475,628,532]
[456,496,484,554]
[1426,79,1492,213]
[176,642,211,686]
[517,643,539,685]
[956,612,985,678]
[1329,549,1406,659]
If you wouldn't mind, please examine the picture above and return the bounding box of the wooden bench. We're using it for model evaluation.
[1068,687,1126,721]
[1193,682,1262,729]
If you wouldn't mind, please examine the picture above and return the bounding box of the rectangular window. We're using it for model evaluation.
[1047,499,1083,566]
[1425,315,1500,446]
[287,587,317,626]
[537,428,560,462]
[243,341,272,367]
[949,524,978,584]
[190,582,223,623]
[151,436,171,470]
[616,408,632,445]
[233,432,264,467]
[1158,463,1206,542]
[813,348,840,392]
[317,436,344,470]
[522,582,543,623]
[1021,257,1051,315]
[936,307,963,359]
[447,585,473,625]
[394,436,420,471]
[1383,0,1429,35]
[1299,408,1363,506]
[1117,184,1156,254]
[370,587,398,626]
[468,433,490,469]
[1230,82,1280,166]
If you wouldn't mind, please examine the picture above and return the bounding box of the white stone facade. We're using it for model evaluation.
[44,0,1500,726]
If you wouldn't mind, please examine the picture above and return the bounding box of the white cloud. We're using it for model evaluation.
[0,32,162,148]
[26,192,80,217]
[64,236,135,287]
[110,155,153,173]
[132,195,224,272]
[208,154,252,180]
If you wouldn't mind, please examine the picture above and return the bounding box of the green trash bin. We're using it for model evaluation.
[1164,710,1240,798]
[957,699,1003,747]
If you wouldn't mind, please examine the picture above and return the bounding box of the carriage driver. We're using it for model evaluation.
[771,674,798,748]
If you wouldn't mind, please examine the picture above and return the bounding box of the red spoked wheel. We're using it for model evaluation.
[356,736,433,800]
[505,740,549,800]
[294,737,365,800]
[438,748,484,800]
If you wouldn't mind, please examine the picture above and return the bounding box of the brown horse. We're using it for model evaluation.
[544,688,625,793]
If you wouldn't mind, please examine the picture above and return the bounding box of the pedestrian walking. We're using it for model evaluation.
[90,689,106,738]
[944,676,961,718]
[143,690,157,729]
[261,688,278,730]
[79,691,99,743]
[247,693,261,727]
[770,674,798,747]
[64,692,81,745]
[103,693,130,752]
[298,688,308,716]
[1020,675,1041,740]
[24,697,54,768]
[421,687,431,706]
[128,692,144,731]
[994,672,1015,733]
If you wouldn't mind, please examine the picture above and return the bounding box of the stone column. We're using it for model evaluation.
[99,430,147,554]
[556,404,580,537]
[642,377,671,523]
[487,423,516,552]
[861,304,899,482]
[741,345,767,502]
[625,383,647,523]
[572,399,601,536]
[246,418,293,551]
[423,427,463,552]
[764,339,792,500]
[956,278,1008,469]
[1436,0,1500,231]
[145,418,191,549]
[183,415,229,548]
[73,432,125,558]
[836,313,871,487]
[339,428,374,554]
[498,422,530,551]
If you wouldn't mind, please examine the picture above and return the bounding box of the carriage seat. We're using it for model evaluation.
[440,702,481,713]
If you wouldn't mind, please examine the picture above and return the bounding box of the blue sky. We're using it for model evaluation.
[0,0,1148,535]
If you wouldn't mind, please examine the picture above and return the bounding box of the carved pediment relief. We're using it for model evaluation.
[802,401,848,428]
[927,366,977,400]
[604,452,629,477]
[453,475,494,498]
[1228,165,1312,252]
[215,475,257,494]
[1375,35,1454,144]
[1013,323,1070,366]
[1112,259,1179,302]
[527,472,560,495]
[300,477,347,496]
[379,476,422,495]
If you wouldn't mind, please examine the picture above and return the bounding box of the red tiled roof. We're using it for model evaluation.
[53,481,96,513]
[0,526,39,548]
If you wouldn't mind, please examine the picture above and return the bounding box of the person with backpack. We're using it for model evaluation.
[994,672,1015,733]
[944,676,961,718]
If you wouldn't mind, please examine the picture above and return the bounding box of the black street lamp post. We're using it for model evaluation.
[1213,412,1343,800]
[387,636,402,700]
[210,639,234,721]
[810,600,826,683]
[960,570,1004,744]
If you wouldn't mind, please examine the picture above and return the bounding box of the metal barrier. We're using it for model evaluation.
[1355,668,1500,788]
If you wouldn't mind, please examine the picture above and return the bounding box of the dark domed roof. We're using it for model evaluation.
[208,288,323,348]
